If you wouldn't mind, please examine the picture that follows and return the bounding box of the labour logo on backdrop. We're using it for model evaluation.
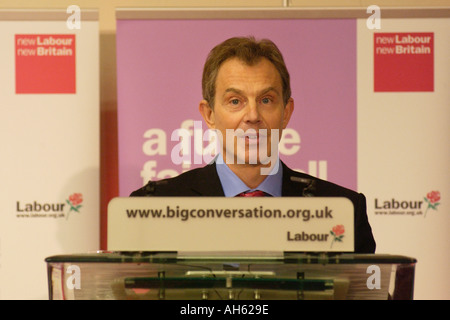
[374,32,434,92]
[66,193,83,219]
[424,190,440,217]
[15,34,76,94]
[15,192,83,219]
[329,225,345,249]
[374,190,441,218]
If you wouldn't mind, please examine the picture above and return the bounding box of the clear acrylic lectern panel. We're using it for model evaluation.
[45,252,416,300]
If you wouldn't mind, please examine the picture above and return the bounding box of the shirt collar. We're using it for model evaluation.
[215,153,283,197]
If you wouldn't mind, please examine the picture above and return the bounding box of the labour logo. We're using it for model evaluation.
[330,225,345,248]
[66,193,83,219]
[424,191,440,217]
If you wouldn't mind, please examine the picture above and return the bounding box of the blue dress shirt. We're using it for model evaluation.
[214,154,283,197]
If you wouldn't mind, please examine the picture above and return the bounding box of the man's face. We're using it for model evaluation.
[200,57,294,167]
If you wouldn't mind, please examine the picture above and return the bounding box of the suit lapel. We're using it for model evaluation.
[189,163,225,196]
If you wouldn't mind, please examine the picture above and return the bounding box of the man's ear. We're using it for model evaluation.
[199,99,215,129]
[282,97,294,129]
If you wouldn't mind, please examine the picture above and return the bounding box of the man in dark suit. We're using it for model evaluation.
[131,36,376,253]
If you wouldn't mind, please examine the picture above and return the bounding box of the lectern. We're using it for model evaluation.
[46,251,416,300]
[45,197,417,300]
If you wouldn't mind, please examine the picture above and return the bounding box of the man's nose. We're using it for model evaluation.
[244,102,261,123]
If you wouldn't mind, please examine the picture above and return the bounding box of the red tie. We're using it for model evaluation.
[237,190,267,197]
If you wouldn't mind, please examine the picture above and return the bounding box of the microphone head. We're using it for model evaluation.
[290,176,316,197]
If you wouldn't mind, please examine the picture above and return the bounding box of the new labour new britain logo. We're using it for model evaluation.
[16,193,83,219]
[15,34,76,94]
[374,32,434,92]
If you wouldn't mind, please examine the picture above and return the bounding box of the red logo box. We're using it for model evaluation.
[374,32,434,92]
[15,34,76,94]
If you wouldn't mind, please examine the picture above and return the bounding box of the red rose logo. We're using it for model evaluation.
[426,191,440,203]
[424,191,440,217]
[330,225,345,248]
[69,193,83,206]
[66,193,83,219]
[332,225,345,236]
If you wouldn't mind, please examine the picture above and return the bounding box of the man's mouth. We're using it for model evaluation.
[245,134,259,140]
[241,130,270,144]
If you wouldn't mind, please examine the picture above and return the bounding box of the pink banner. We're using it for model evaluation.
[116,19,357,196]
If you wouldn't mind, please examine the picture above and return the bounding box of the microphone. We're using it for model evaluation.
[290,176,316,197]
[303,179,316,197]
[143,180,168,196]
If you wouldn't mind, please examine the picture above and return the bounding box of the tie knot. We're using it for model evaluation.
[237,190,267,197]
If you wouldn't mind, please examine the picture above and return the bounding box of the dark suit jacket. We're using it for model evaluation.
[130,161,376,253]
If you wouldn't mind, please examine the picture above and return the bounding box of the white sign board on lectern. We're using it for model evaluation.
[107,197,354,252]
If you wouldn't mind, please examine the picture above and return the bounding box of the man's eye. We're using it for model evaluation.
[261,97,271,104]
[230,99,240,105]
